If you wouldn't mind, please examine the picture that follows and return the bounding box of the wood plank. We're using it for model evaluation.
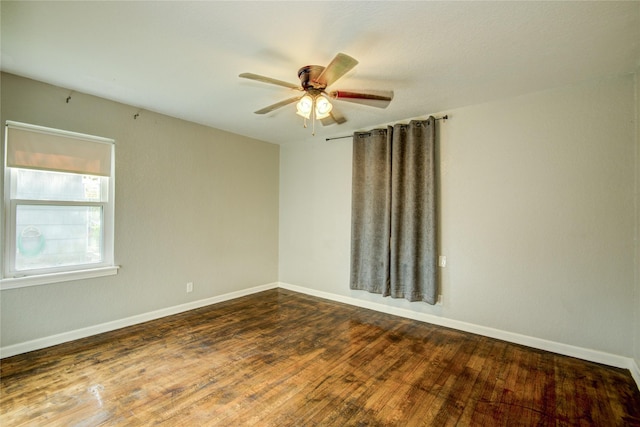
[1,289,639,426]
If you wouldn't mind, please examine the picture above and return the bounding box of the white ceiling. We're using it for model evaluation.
[2,1,639,145]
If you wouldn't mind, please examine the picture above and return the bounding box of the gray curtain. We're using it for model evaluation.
[350,129,392,295]
[350,117,437,304]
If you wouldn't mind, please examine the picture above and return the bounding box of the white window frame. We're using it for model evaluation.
[1,121,118,289]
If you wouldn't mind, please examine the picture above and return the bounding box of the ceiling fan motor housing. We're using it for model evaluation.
[298,65,326,91]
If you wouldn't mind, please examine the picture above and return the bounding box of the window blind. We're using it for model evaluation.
[5,121,114,177]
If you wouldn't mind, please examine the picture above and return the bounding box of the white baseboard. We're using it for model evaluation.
[0,282,279,359]
[2,280,639,392]
[278,282,639,388]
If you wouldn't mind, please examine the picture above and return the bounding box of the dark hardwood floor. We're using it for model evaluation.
[1,288,639,426]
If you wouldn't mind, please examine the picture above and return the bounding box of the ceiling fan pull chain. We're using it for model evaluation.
[312,107,316,136]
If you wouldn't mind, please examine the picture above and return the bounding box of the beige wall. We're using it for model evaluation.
[635,70,640,369]
[0,73,280,347]
[2,70,637,362]
[280,73,637,357]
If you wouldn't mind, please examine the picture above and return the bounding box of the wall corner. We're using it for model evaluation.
[634,68,640,369]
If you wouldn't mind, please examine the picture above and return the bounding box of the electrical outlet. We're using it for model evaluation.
[438,255,447,267]
[186,282,193,293]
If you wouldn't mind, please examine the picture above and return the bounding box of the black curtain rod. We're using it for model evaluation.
[325,115,448,142]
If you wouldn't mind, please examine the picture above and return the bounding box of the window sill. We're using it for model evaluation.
[0,266,119,290]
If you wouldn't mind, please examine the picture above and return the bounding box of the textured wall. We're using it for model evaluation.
[279,74,636,357]
[635,70,640,369]
[0,73,280,347]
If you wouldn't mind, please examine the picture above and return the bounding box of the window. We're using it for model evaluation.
[2,121,117,288]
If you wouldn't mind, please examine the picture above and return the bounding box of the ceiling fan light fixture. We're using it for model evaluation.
[296,95,313,119]
[315,95,333,119]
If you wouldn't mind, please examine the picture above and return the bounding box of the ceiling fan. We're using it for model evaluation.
[239,53,393,132]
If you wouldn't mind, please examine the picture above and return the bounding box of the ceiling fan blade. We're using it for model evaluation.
[329,90,394,108]
[315,53,359,87]
[239,73,301,90]
[320,109,347,126]
[254,96,301,114]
